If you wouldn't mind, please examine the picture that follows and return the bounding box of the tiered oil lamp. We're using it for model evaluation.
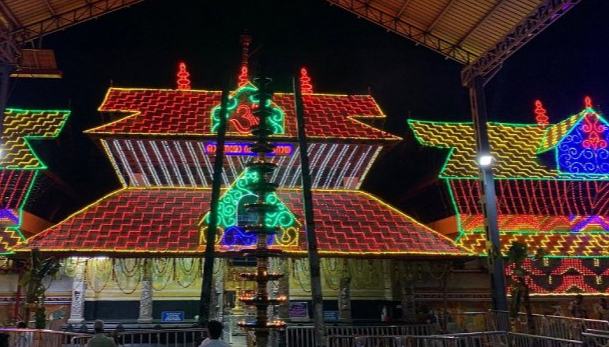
[236,76,287,347]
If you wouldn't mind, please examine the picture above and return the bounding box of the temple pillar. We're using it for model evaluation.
[338,259,351,322]
[212,258,224,321]
[278,259,290,320]
[68,260,86,324]
[382,259,393,301]
[138,260,153,324]
[399,261,417,323]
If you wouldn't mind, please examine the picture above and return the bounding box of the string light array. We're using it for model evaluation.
[103,138,381,191]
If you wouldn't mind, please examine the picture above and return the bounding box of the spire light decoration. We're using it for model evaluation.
[237,76,286,346]
[238,66,249,89]
[534,100,549,128]
[300,68,313,94]
[238,35,252,88]
[176,62,191,90]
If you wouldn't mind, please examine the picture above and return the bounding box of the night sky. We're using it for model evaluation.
[6,0,609,222]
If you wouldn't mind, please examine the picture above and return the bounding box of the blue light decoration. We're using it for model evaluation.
[0,208,19,223]
[570,215,609,233]
[557,112,609,175]
[221,226,275,247]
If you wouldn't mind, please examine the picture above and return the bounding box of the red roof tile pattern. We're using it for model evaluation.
[87,88,401,141]
[19,188,468,257]
[23,189,208,254]
[282,189,468,256]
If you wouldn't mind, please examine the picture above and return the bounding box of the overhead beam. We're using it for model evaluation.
[395,0,414,19]
[426,0,459,33]
[0,2,22,28]
[40,0,57,16]
[461,0,581,85]
[327,0,475,64]
[452,1,504,51]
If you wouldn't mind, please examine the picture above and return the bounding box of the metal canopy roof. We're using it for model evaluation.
[0,0,582,78]
[328,0,580,82]
[0,0,146,65]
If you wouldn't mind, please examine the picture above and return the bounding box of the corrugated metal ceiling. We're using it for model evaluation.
[328,0,554,65]
[0,0,579,71]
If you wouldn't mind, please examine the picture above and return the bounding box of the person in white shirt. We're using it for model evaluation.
[199,321,229,347]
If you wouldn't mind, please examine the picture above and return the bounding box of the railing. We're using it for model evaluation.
[70,328,207,347]
[510,332,583,347]
[286,325,434,347]
[582,330,609,347]
[400,331,508,347]
[0,328,87,347]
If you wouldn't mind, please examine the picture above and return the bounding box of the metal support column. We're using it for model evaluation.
[293,77,326,347]
[0,64,13,151]
[468,76,508,315]
[199,81,230,326]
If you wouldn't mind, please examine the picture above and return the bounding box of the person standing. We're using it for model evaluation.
[569,294,588,319]
[594,298,609,321]
[199,321,229,347]
[86,321,117,347]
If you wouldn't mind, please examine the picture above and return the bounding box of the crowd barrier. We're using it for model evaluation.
[286,325,434,347]
[0,329,86,347]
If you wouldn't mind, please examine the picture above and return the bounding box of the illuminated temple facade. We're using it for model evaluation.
[409,97,609,297]
[1,68,470,324]
[3,65,607,325]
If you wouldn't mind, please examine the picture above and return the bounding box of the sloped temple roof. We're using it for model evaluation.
[408,107,609,180]
[0,108,70,254]
[86,88,401,142]
[18,188,469,258]
[409,106,609,258]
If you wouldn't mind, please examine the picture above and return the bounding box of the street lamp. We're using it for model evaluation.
[478,154,493,167]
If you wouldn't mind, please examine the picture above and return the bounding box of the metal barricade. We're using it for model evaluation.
[399,331,507,347]
[583,319,609,332]
[509,332,583,347]
[71,328,207,347]
[286,325,435,347]
[0,328,86,347]
[582,330,609,347]
[353,335,403,347]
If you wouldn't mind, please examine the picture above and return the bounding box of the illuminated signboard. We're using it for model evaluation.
[205,142,293,156]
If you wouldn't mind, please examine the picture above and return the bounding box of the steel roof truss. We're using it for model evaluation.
[426,0,459,33]
[461,0,581,84]
[328,0,475,64]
